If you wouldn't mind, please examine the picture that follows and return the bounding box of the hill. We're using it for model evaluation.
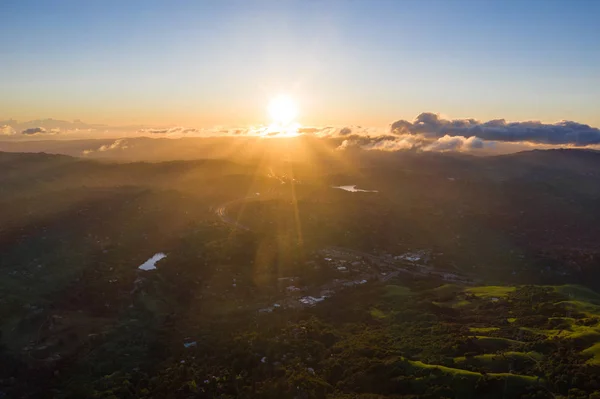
[2,146,600,397]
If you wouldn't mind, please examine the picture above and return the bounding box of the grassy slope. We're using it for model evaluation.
[407,359,539,397]
[466,286,516,298]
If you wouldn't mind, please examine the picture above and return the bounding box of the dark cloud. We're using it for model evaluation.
[21,127,47,135]
[339,127,352,136]
[391,112,600,146]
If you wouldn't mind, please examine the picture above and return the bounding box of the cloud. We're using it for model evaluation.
[6,112,600,156]
[334,131,497,153]
[21,127,47,135]
[391,112,600,146]
[338,134,425,151]
[1,125,15,135]
[99,139,128,151]
[136,124,386,139]
[82,139,128,155]
[0,118,107,136]
[20,126,61,135]
[139,127,202,135]
[140,125,272,137]
[310,126,387,138]
[423,135,491,152]
[297,127,320,134]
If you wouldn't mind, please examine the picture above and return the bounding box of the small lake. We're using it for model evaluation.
[138,253,167,271]
[332,185,378,193]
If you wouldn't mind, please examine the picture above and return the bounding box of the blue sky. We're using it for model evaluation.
[1,0,599,127]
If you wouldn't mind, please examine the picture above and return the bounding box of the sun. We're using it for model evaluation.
[268,95,298,127]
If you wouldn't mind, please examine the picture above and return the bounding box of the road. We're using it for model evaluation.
[326,246,476,284]
[214,196,256,231]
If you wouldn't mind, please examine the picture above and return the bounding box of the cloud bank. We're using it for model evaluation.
[4,113,600,155]
[138,127,203,135]
[391,112,600,146]
[336,113,600,154]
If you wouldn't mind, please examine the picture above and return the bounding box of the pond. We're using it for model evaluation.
[138,253,167,271]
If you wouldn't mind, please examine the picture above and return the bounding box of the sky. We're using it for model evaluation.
[1,0,600,129]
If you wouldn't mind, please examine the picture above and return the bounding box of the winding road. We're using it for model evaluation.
[214,196,256,231]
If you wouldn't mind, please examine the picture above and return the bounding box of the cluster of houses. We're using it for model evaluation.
[257,246,473,313]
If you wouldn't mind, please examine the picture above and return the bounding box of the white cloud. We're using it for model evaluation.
[0,125,15,135]
[82,139,128,155]
[423,135,492,152]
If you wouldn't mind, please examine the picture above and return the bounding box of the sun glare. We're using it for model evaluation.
[268,95,298,127]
